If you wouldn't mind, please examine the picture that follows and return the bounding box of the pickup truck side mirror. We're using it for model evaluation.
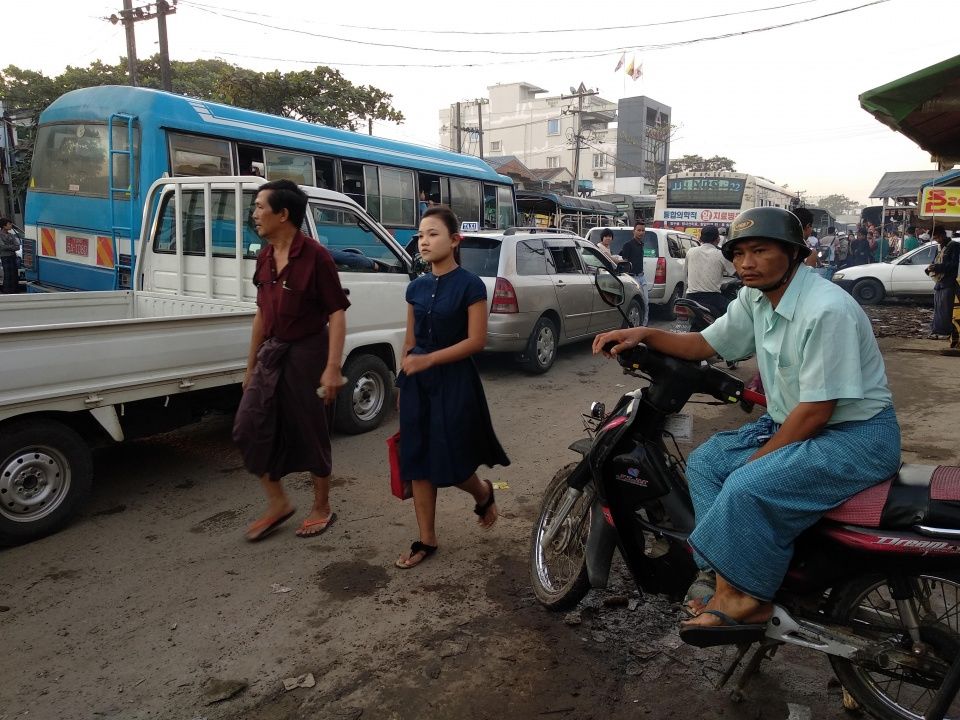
[616,260,633,275]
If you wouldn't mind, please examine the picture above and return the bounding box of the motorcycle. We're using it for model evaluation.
[529,268,960,720]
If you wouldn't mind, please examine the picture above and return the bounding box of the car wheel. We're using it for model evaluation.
[851,278,885,305]
[334,354,393,435]
[623,298,645,328]
[0,419,93,546]
[653,283,683,321]
[522,316,559,374]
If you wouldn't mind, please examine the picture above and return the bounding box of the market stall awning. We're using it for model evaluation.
[860,54,960,166]
[869,170,944,200]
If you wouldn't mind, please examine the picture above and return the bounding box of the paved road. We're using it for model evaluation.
[2,330,958,720]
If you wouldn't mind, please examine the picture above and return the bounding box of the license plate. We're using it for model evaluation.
[663,413,693,441]
[65,236,89,256]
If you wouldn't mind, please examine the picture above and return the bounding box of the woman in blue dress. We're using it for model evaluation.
[395,206,510,569]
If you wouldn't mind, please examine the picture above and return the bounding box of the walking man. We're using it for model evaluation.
[0,218,19,294]
[926,226,960,354]
[685,225,734,319]
[233,180,351,541]
[618,221,651,326]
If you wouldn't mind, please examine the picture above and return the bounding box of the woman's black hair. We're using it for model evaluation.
[422,205,460,236]
[257,179,308,228]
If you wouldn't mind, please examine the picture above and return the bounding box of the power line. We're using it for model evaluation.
[178,0,823,35]
[179,0,891,62]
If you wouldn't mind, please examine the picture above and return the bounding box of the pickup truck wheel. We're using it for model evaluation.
[851,278,885,305]
[0,420,92,546]
[335,354,392,435]
[522,316,559,374]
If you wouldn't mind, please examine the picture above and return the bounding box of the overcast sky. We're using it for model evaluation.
[6,0,953,205]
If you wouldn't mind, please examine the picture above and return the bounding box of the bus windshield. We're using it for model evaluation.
[31,123,137,197]
[666,176,745,209]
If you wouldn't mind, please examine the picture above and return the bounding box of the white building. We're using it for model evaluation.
[438,82,671,196]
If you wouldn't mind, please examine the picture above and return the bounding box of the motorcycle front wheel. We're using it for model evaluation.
[828,573,960,720]
[529,463,593,611]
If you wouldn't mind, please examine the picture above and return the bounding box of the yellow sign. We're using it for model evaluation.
[919,186,960,218]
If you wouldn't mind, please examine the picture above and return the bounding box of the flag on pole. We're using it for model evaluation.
[625,55,635,78]
[632,62,643,81]
[614,53,625,72]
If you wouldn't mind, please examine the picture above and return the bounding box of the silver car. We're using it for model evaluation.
[458,230,646,373]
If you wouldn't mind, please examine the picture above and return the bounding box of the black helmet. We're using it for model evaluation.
[721,207,810,261]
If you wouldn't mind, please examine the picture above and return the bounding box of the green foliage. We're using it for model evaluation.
[816,193,859,216]
[668,154,737,173]
[0,56,405,210]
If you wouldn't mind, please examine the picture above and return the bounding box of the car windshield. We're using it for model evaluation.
[605,229,658,256]
[459,236,502,277]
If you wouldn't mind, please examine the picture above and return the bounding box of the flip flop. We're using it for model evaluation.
[473,479,497,528]
[245,507,296,542]
[395,540,438,569]
[679,609,767,648]
[295,512,337,538]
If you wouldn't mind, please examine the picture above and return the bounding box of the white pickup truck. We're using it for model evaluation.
[0,177,412,545]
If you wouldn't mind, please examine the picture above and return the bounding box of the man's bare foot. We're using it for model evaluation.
[245,503,295,541]
[681,588,772,628]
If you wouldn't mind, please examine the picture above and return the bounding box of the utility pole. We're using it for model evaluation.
[450,99,485,158]
[561,83,598,197]
[455,102,462,154]
[110,0,178,90]
[476,99,484,160]
[368,118,373,136]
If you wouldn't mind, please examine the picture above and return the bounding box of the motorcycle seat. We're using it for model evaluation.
[824,464,960,530]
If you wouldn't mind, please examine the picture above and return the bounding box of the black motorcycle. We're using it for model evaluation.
[529,268,960,720]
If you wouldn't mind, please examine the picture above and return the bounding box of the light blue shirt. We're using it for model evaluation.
[700,265,893,425]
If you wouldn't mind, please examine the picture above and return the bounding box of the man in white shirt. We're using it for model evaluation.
[686,225,735,318]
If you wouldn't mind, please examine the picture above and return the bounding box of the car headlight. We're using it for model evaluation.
[833,273,844,280]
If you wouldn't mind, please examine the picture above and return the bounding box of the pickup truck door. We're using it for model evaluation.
[889,244,937,295]
[303,201,411,353]
[544,239,594,338]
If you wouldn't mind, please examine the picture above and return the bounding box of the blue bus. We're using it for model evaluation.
[24,85,515,291]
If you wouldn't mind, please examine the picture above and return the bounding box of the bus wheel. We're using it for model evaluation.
[335,354,392,435]
[0,420,93,546]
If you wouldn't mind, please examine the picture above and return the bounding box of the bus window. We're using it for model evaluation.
[483,184,498,229]
[341,162,366,210]
[31,123,139,197]
[497,186,515,229]
[308,203,403,273]
[450,178,480,227]
[168,133,233,176]
[263,149,315,186]
[315,157,336,190]
[363,165,381,221]
[380,167,416,226]
[237,144,264,176]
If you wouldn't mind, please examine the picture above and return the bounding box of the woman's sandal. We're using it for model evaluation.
[473,478,497,528]
[395,540,438,569]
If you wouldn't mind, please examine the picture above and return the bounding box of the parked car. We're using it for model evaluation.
[832,241,946,304]
[457,230,645,373]
[584,227,697,319]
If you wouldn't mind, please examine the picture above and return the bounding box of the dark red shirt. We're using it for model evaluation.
[254,231,351,342]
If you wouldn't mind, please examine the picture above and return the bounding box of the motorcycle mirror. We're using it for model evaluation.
[594,268,626,308]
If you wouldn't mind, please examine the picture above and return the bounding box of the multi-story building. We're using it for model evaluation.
[438,82,671,196]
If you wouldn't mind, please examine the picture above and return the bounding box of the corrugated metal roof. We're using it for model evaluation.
[869,170,944,199]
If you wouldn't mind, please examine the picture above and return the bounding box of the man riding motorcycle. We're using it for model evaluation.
[593,206,901,647]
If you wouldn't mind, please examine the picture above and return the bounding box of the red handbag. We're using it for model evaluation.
[387,432,412,500]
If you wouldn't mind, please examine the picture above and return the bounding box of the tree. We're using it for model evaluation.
[668,154,737,173]
[0,57,405,210]
[815,193,859,216]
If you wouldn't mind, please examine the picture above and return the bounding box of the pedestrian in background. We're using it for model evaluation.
[791,208,817,268]
[596,227,624,265]
[395,206,510,569]
[0,218,20,294]
[926,226,960,353]
[685,225,734,318]
[902,225,921,253]
[849,228,872,266]
[618,221,651,326]
[233,180,350,542]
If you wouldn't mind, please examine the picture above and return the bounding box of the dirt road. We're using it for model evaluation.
[2,310,958,720]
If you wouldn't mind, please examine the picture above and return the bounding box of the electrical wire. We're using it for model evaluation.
[178,0,824,35]
[180,0,892,64]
